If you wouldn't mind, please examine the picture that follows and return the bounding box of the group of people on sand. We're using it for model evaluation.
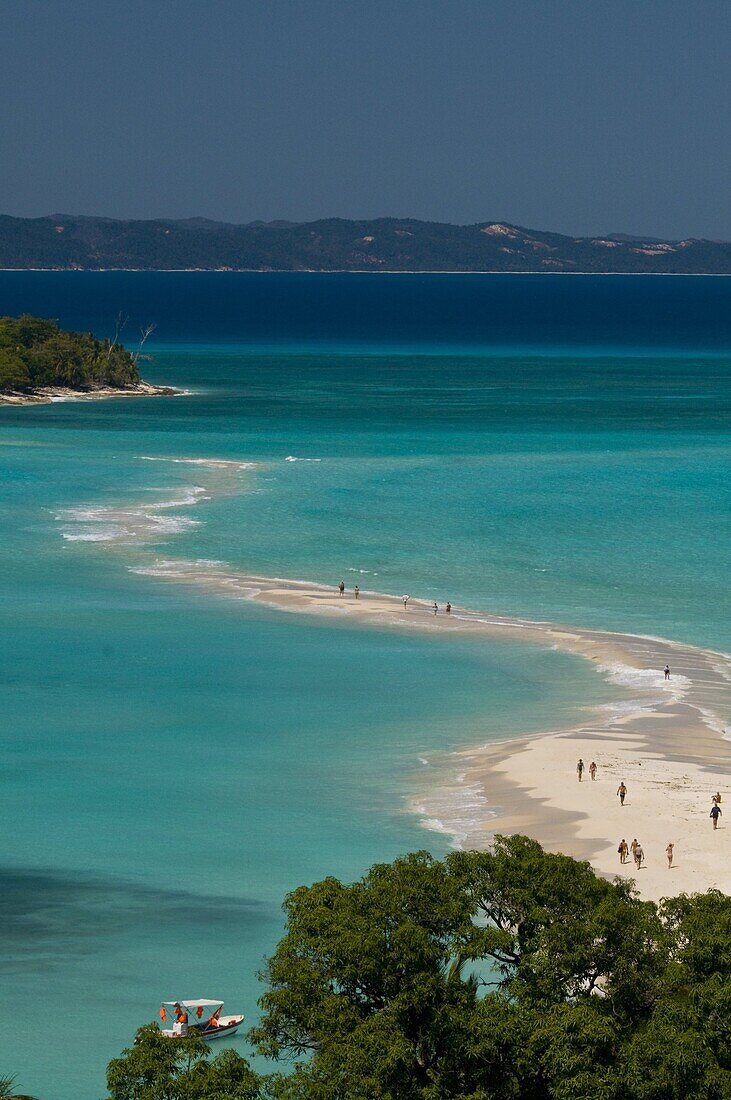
[336,581,452,616]
[402,595,452,615]
[616,837,675,870]
[575,758,597,782]
[575,753,724,873]
[574,660,726,874]
[616,837,659,869]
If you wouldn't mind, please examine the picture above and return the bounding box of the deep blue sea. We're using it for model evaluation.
[0,274,729,1099]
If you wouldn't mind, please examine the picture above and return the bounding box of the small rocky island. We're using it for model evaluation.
[0,314,178,405]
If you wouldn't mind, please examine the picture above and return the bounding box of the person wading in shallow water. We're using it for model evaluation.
[446,602,452,615]
[354,585,360,599]
[617,781,627,806]
[664,664,671,680]
[433,602,438,615]
[710,803,722,830]
[338,580,345,596]
[576,759,584,782]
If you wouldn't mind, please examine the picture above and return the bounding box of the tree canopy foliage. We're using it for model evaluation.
[102,836,731,1098]
[106,1026,261,1100]
[0,314,140,393]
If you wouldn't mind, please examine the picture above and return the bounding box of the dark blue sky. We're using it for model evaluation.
[2,0,730,237]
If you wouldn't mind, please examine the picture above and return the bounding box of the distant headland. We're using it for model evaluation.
[0,314,178,405]
[2,214,731,273]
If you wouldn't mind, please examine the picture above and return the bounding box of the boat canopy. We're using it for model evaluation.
[162,999,223,1009]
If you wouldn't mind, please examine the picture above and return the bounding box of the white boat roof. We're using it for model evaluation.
[162,999,223,1008]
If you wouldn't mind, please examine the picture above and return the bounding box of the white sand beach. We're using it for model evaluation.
[128,563,731,901]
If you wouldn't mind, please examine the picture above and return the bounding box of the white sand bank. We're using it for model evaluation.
[123,562,730,899]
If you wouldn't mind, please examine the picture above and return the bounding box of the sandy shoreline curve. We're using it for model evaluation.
[127,560,730,900]
[56,456,731,903]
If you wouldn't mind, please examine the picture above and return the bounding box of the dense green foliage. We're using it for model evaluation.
[250,837,731,1099]
[0,214,729,272]
[94,837,731,1097]
[107,1027,261,1100]
[0,314,140,393]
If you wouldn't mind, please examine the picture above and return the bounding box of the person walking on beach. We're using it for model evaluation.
[402,595,410,608]
[446,602,452,615]
[339,580,345,596]
[710,802,722,830]
[589,761,597,781]
[618,838,629,865]
[664,664,671,680]
[617,781,627,806]
[666,842,674,868]
[433,602,438,615]
[630,838,639,861]
[634,842,644,869]
[576,758,584,782]
[354,585,360,600]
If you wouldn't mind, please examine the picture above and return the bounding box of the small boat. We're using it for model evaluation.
[158,998,244,1040]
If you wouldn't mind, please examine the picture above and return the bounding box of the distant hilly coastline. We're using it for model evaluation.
[2,214,731,273]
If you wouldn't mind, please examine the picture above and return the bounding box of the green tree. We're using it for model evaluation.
[0,349,30,391]
[107,1024,262,1100]
[105,841,731,1099]
[0,314,141,394]
[249,838,731,1098]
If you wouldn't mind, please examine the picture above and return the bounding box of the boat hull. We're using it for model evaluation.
[197,1015,244,1040]
[161,1015,244,1041]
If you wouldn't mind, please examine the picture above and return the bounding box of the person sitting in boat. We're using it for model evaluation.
[206,1007,222,1029]
[172,1006,189,1036]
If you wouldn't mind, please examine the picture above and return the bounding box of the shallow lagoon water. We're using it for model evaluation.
[0,273,729,1097]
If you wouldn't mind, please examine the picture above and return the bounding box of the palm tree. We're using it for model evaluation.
[0,1075,37,1100]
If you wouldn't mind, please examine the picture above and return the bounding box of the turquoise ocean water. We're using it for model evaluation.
[0,274,728,1098]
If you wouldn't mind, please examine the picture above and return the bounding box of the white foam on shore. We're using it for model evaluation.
[598,660,691,697]
[57,488,206,547]
[59,453,259,551]
[60,507,201,544]
[153,487,209,508]
[140,456,255,470]
[62,525,126,543]
[412,769,496,849]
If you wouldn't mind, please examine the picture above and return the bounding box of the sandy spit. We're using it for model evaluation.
[123,563,731,900]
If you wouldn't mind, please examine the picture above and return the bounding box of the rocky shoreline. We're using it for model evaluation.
[0,381,183,406]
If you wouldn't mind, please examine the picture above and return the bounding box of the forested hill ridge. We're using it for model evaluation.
[3,213,731,272]
[0,314,175,403]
